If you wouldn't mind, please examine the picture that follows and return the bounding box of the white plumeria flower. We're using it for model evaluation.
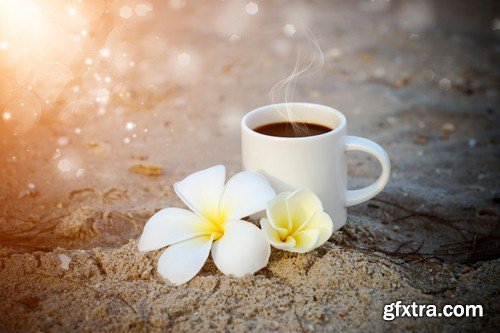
[260,189,333,253]
[138,165,276,285]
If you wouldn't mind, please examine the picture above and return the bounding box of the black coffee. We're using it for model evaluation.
[253,122,332,138]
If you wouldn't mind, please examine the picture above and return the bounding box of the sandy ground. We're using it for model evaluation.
[0,0,499,331]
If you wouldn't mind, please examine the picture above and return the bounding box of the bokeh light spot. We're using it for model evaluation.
[58,136,69,146]
[177,52,191,66]
[135,3,153,16]
[75,168,86,178]
[283,24,296,37]
[58,159,72,173]
[245,2,259,15]
[99,49,110,58]
[125,121,136,131]
[119,6,133,19]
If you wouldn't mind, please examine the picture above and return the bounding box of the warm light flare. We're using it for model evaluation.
[0,0,46,29]
[0,0,109,134]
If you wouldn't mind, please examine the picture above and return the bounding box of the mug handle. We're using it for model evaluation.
[345,136,391,206]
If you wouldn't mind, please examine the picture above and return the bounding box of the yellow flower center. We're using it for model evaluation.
[204,208,227,240]
[280,231,296,243]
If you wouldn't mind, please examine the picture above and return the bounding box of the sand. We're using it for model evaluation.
[1,0,499,331]
[1,227,498,332]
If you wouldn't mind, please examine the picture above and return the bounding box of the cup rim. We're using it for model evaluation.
[241,102,347,141]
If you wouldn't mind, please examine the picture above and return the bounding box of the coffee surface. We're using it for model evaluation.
[253,122,332,137]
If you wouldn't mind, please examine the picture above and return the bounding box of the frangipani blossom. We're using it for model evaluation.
[260,189,333,253]
[138,165,276,285]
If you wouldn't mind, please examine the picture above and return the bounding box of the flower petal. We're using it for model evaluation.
[174,165,226,222]
[157,235,213,285]
[300,210,333,246]
[261,218,296,251]
[138,208,211,252]
[286,189,323,232]
[260,218,281,243]
[211,220,270,277]
[266,191,292,234]
[219,171,276,220]
[291,229,321,253]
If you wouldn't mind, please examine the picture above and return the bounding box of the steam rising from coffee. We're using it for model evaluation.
[269,27,324,135]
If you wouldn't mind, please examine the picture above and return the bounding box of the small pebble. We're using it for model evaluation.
[57,254,71,270]
[88,141,100,148]
[132,154,148,161]
[87,141,110,155]
[18,184,39,199]
[440,122,455,140]
[393,225,401,232]
[386,116,398,125]
[441,123,455,132]
[468,139,477,148]
[413,134,429,146]
[360,53,374,62]
[130,163,164,176]
[423,69,435,82]
[439,78,452,91]
[394,77,410,88]
[327,48,342,60]
[478,208,497,216]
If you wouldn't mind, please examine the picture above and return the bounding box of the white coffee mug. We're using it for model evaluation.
[241,103,390,231]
